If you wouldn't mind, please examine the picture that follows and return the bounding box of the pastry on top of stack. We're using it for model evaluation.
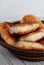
[21,14,44,28]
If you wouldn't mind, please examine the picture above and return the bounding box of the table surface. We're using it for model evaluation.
[0,45,44,65]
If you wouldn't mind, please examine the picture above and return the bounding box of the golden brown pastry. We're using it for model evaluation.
[19,31,44,42]
[15,40,44,50]
[0,16,44,50]
[0,23,17,47]
[21,14,44,28]
[9,23,40,35]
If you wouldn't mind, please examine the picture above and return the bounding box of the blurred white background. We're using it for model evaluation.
[0,0,44,22]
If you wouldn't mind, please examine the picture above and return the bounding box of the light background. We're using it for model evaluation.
[0,0,44,22]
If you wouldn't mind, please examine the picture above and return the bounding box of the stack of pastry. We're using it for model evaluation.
[0,14,44,51]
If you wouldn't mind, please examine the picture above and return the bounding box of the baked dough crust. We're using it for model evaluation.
[21,14,44,28]
[15,40,44,50]
[9,23,40,35]
[0,22,17,47]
